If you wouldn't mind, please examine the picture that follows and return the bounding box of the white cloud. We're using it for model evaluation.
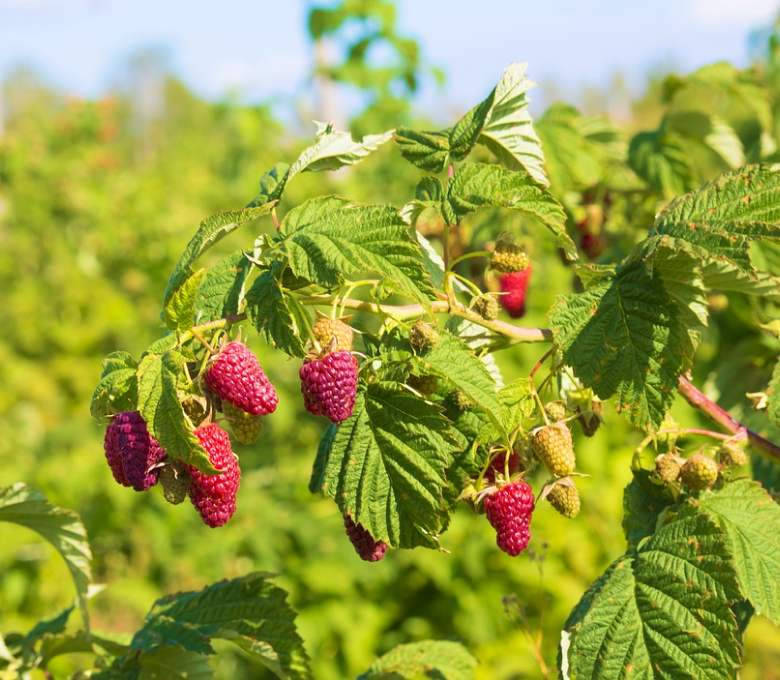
[685,0,779,29]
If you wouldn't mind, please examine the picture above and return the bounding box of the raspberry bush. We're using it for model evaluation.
[5,42,780,680]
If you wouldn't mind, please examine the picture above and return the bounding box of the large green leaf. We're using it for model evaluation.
[394,127,450,172]
[194,251,253,324]
[698,479,780,625]
[628,126,694,198]
[280,196,436,303]
[323,383,456,549]
[564,508,741,679]
[622,470,678,551]
[359,640,477,680]
[550,257,698,430]
[163,268,206,332]
[445,163,574,258]
[90,351,138,419]
[0,485,92,629]
[136,351,215,474]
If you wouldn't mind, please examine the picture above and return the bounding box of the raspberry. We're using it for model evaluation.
[483,449,521,485]
[680,454,719,492]
[406,374,439,397]
[472,295,499,321]
[409,321,439,351]
[159,461,191,505]
[105,412,167,491]
[546,482,581,518]
[532,423,576,477]
[187,424,241,527]
[654,452,682,485]
[452,390,475,410]
[718,442,748,469]
[544,401,567,423]
[578,400,603,437]
[222,400,264,445]
[300,351,359,424]
[490,242,530,274]
[204,341,278,416]
[344,515,388,562]
[499,265,532,319]
[312,316,354,353]
[484,480,534,556]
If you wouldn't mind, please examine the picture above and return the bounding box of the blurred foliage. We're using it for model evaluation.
[3,9,780,679]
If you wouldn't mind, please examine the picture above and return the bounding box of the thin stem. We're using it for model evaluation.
[677,376,780,463]
[450,271,484,297]
[450,249,490,268]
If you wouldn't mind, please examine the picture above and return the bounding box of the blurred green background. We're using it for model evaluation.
[2,4,780,678]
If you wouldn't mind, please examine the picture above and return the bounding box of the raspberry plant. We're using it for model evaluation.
[5,57,780,679]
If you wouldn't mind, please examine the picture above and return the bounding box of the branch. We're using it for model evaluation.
[677,375,780,463]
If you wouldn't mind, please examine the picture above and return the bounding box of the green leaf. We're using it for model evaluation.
[359,640,477,680]
[294,122,394,173]
[245,265,308,358]
[415,176,444,202]
[247,162,290,208]
[139,648,214,680]
[39,629,102,667]
[324,384,456,549]
[622,470,678,551]
[497,379,535,434]
[766,359,780,429]
[134,572,311,680]
[667,111,745,169]
[90,351,138,420]
[565,508,741,680]
[0,485,92,629]
[281,196,436,303]
[550,258,694,430]
[698,479,780,625]
[136,351,215,474]
[163,204,274,309]
[163,268,206,332]
[194,251,253,323]
[309,424,337,495]
[445,163,573,258]
[628,127,694,198]
[394,127,450,172]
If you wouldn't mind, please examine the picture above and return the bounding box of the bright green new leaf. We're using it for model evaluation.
[415,176,444,202]
[163,203,274,308]
[0,485,92,630]
[163,267,206,332]
[136,351,215,474]
[324,384,456,549]
[497,379,536,437]
[550,258,694,430]
[358,640,477,680]
[565,508,741,680]
[247,162,291,208]
[90,351,138,419]
[194,251,253,323]
[294,121,394,173]
[445,163,574,258]
[281,196,436,303]
[394,127,450,172]
[628,126,694,199]
[698,479,780,625]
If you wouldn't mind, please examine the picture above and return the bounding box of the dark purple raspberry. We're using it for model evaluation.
[344,515,387,562]
[300,351,359,424]
[499,265,533,319]
[106,412,167,491]
[187,424,241,528]
[204,341,278,416]
[484,480,534,556]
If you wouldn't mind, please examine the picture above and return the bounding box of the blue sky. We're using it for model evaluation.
[1,0,779,120]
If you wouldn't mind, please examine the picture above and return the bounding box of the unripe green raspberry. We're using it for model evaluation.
[223,400,264,445]
[718,442,748,468]
[680,454,720,491]
[159,462,191,505]
[546,482,581,518]
[490,241,530,274]
[409,321,439,351]
[472,295,499,321]
[452,390,475,411]
[312,316,354,353]
[654,452,682,485]
[407,374,439,397]
[544,401,567,423]
[532,423,576,477]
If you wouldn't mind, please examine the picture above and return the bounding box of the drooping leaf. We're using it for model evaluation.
[194,251,253,323]
[628,126,694,198]
[163,204,275,308]
[90,351,138,419]
[564,508,741,680]
[358,640,477,680]
[550,258,694,430]
[280,196,436,303]
[136,351,215,474]
[0,485,92,629]
[394,127,451,172]
[698,479,780,625]
[163,268,206,332]
[445,163,573,258]
[245,264,308,358]
[323,384,456,549]
[622,470,678,551]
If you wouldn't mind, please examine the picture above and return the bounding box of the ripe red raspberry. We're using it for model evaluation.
[344,515,388,562]
[187,424,241,528]
[300,351,359,424]
[499,265,532,319]
[484,480,535,556]
[483,449,521,485]
[204,341,278,416]
[104,412,167,491]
